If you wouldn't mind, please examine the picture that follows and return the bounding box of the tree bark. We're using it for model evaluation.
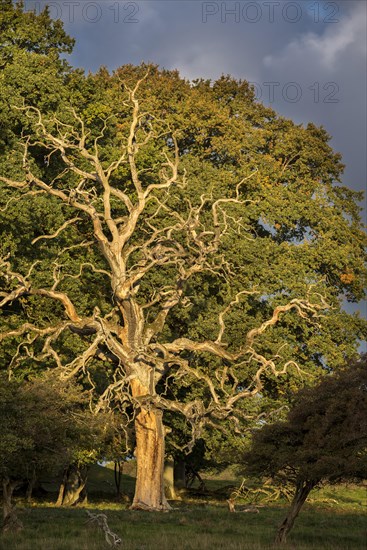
[56,468,68,506]
[56,464,88,506]
[26,466,37,502]
[186,465,206,491]
[2,478,23,532]
[174,459,186,490]
[114,460,123,498]
[130,379,170,511]
[164,456,178,500]
[275,479,318,544]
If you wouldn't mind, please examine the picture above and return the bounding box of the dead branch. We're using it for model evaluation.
[86,511,121,547]
[31,217,81,244]
[0,80,332,452]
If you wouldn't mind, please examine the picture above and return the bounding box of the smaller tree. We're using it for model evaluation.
[243,356,367,544]
[0,372,111,530]
[56,407,128,507]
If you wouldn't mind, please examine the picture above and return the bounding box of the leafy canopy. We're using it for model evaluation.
[0,372,111,483]
[0,1,366,457]
[243,355,367,484]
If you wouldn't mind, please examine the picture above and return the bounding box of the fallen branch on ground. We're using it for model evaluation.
[86,510,122,547]
[226,498,260,513]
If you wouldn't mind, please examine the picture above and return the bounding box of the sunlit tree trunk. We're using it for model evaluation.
[164,456,178,500]
[56,469,67,506]
[56,464,88,506]
[130,379,170,511]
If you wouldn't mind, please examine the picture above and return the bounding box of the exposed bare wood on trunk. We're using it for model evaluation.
[130,379,170,511]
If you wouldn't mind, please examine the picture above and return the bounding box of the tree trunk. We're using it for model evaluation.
[130,379,170,511]
[2,478,23,532]
[114,460,123,498]
[56,468,68,506]
[164,456,178,500]
[56,464,88,506]
[186,465,206,491]
[275,479,318,544]
[26,466,37,502]
[174,459,186,490]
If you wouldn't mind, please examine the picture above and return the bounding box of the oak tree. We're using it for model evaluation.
[0,2,366,511]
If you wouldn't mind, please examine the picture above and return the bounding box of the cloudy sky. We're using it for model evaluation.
[24,0,367,322]
[24,1,366,206]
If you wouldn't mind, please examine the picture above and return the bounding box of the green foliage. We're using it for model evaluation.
[0,2,366,493]
[0,0,75,151]
[242,355,367,485]
[0,0,74,60]
[0,372,112,483]
[2,61,366,376]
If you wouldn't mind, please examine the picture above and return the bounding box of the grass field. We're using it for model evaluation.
[1,465,366,550]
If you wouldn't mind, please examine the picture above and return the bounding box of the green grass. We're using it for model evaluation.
[1,466,366,550]
[1,503,366,550]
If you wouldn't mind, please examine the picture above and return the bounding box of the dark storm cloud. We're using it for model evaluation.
[260,0,367,195]
[24,0,366,203]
